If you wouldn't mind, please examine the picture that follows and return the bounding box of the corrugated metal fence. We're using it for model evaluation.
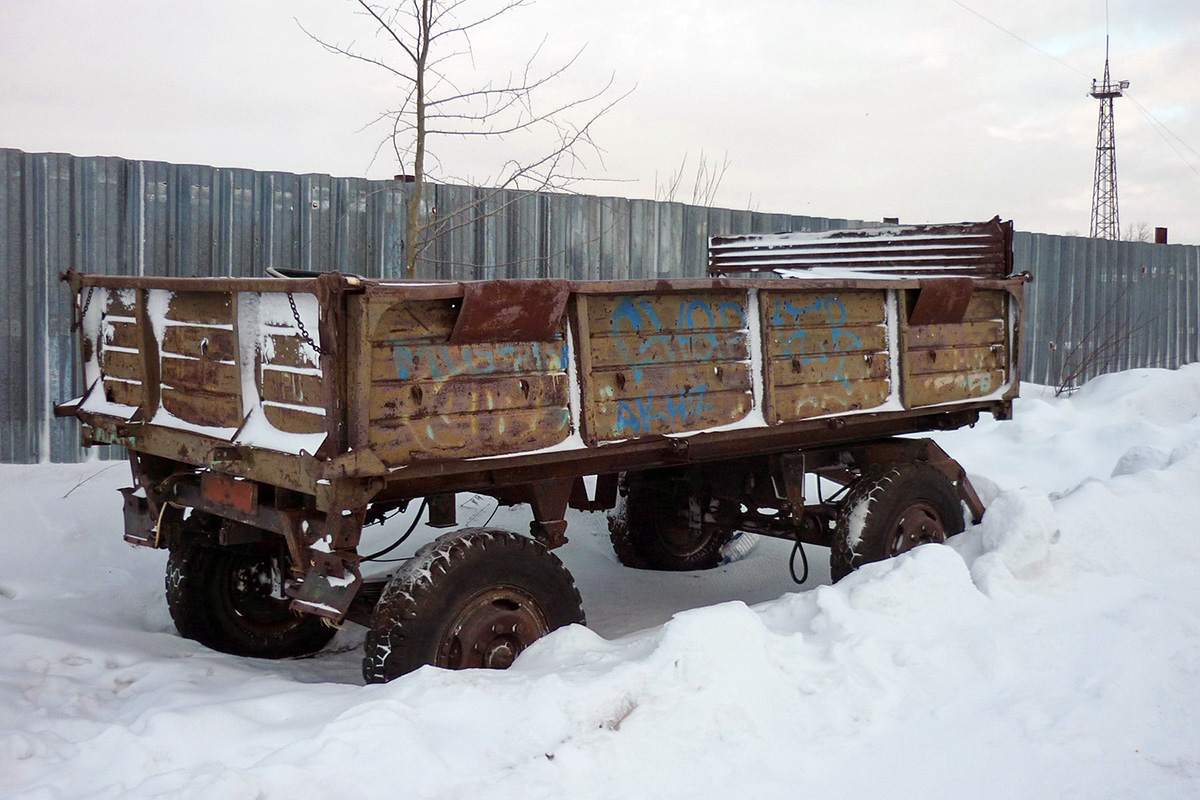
[3,147,1198,463]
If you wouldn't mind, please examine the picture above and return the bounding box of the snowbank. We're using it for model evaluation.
[3,365,1200,799]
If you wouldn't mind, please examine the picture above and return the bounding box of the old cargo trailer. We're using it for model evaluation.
[56,218,1025,682]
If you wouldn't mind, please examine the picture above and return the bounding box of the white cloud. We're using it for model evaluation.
[1,0,1197,241]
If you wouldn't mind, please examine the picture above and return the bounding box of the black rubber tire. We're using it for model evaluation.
[362,528,585,683]
[606,470,735,571]
[830,464,965,582]
[165,539,336,659]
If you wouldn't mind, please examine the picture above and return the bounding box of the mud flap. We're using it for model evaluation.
[287,551,363,621]
[119,487,158,548]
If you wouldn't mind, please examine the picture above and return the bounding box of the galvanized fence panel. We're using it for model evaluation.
[3,147,1200,462]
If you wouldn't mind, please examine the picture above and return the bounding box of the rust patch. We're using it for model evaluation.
[908,279,975,326]
[449,280,570,344]
[201,471,258,515]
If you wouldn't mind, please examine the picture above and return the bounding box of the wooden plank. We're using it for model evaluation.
[161,387,241,428]
[370,374,568,421]
[587,330,748,369]
[161,325,237,361]
[907,345,1005,376]
[102,378,142,407]
[262,368,325,409]
[263,334,320,370]
[104,320,141,351]
[770,379,891,422]
[768,351,889,388]
[368,297,460,343]
[906,320,1005,349]
[100,348,143,382]
[369,406,571,465]
[592,386,751,440]
[762,290,887,328]
[963,290,1006,322]
[370,340,568,383]
[585,291,748,334]
[590,362,751,401]
[907,370,1005,407]
[166,291,234,325]
[263,403,327,435]
[161,356,240,396]
[766,324,886,358]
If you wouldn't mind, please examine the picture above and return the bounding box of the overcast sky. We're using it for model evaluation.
[3,0,1198,243]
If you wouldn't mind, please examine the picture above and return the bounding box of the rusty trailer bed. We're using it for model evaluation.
[56,218,1026,681]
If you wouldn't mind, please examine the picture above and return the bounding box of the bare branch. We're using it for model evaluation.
[312,0,626,277]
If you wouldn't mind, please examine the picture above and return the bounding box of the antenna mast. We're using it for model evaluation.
[1089,37,1129,240]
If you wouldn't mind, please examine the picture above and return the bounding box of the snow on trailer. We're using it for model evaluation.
[56,219,1027,682]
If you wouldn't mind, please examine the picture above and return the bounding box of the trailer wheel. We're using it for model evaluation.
[830,465,965,581]
[362,528,585,683]
[165,539,336,659]
[607,470,735,571]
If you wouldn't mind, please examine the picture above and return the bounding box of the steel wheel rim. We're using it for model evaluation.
[222,554,302,635]
[889,501,947,556]
[437,586,550,670]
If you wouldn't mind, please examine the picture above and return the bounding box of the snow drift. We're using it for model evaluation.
[3,366,1200,799]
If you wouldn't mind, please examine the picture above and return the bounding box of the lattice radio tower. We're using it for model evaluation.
[1089,37,1129,239]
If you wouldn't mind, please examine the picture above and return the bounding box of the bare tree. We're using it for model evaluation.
[654,151,731,207]
[304,1,624,278]
[1048,293,1158,395]
[1122,220,1153,242]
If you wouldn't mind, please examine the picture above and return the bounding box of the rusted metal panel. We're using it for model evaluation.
[261,369,324,408]
[764,290,886,328]
[711,218,1013,279]
[906,370,1006,407]
[98,349,143,382]
[161,325,236,361]
[361,291,573,465]
[201,472,258,516]
[593,388,752,438]
[580,289,752,442]
[164,291,234,325]
[766,324,887,355]
[368,298,460,343]
[760,289,892,424]
[906,321,1005,349]
[262,334,320,370]
[908,346,1005,375]
[907,278,974,326]
[902,287,1011,407]
[770,351,889,386]
[584,292,748,332]
[591,362,751,401]
[161,387,241,428]
[368,406,571,463]
[772,378,892,420]
[370,374,568,420]
[587,331,749,370]
[449,280,570,343]
[161,357,240,396]
[104,320,142,350]
[963,290,1006,321]
[102,379,142,407]
[370,340,567,382]
[263,404,326,434]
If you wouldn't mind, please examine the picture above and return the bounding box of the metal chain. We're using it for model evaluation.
[72,286,96,332]
[286,292,322,355]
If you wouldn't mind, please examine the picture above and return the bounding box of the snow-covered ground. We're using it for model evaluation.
[3,366,1200,799]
